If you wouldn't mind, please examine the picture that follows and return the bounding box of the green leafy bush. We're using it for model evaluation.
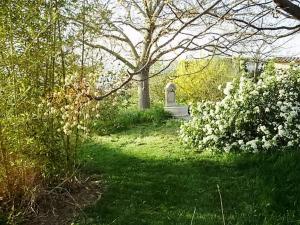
[150,73,172,104]
[180,66,300,152]
[0,1,125,222]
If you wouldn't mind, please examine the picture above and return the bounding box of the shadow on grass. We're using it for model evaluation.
[78,141,300,225]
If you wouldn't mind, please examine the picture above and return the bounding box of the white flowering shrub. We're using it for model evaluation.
[41,77,99,136]
[180,66,300,152]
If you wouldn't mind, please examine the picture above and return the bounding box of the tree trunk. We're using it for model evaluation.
[138,68,151,110]
[273,0,300,21]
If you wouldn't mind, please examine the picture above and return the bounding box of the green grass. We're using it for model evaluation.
[77,120,300,225]
[92,106,171,135]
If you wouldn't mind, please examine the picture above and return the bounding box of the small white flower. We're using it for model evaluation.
[262,140,271,149]
[223,82,233,95]
[279,89,285,96]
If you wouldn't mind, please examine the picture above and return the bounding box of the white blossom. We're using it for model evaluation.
[180,67,300,153]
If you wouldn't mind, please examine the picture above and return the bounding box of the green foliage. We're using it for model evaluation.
[77,122,300,225]
[180,66,300,153]
[174,58,240,103]
[93,106,172,134]
[150,73,171,104]
[0,1,110,222]
[0,1,62,221]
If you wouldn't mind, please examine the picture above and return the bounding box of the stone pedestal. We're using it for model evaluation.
[164,82,190,119]
[164,105,189,118]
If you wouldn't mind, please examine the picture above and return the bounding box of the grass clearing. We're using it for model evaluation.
[92,106,171,135]
[77,120,300,225]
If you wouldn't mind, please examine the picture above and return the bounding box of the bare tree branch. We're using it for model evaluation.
[81,40,136,70]
[87,73,134,101]
[66,0,300,108]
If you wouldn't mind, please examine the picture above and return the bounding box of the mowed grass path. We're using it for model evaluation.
[78,121,300,225]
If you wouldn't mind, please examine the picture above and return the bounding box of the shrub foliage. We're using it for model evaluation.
[0,1,116,222]
[180,66,300,152]
[174,58,240,103]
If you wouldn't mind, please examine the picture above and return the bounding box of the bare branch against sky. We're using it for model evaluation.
[66,0,300,109]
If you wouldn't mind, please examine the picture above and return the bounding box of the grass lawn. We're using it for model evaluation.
[77,120,300,225]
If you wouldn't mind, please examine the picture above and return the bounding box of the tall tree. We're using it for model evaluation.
[69,0,299,109]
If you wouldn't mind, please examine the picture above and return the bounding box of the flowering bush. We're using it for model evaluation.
[0,64,126,221]
[180,66,300,152]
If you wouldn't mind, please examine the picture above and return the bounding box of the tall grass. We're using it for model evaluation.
[93,106,172,135]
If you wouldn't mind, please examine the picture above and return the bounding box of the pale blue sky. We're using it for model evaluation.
[275,33,300,56]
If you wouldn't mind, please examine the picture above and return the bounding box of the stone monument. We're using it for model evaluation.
[164,82,189,119]
[165,83,177,106]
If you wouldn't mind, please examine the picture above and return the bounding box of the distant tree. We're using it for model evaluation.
[173,58,240,103]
